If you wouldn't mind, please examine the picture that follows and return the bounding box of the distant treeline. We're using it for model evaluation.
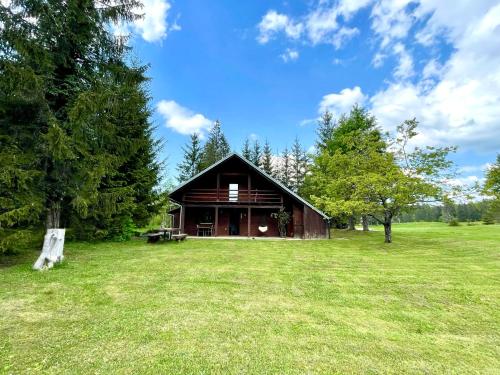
[395,202,490,223]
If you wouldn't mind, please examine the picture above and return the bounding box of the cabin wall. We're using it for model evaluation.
[303,205,328,239]
[292,204,304,238]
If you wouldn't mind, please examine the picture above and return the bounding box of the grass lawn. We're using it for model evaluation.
[1,222,499,374]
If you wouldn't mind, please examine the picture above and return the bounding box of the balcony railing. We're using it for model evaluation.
[183,188,282,204]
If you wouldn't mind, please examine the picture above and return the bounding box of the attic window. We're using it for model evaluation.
[229,183,238,202]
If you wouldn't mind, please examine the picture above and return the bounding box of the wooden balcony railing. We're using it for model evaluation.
[183,188,282,204]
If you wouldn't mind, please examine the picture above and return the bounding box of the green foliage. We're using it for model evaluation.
[261,139,274,175]
[277,146,292,189]
[290,137,308,193]
[0,0,160,244]
[250,140,262,167]
[271,208,291,237]
[305,107,456,243]
[177,133,202,182]
[482,155,500,225]
[200,120,230,170]
[241,138,251,160]
[483,154,500,198]
[315,110,336,151]
[448,218,460,226]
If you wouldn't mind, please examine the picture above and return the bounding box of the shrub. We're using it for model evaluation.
[448,219,460,226]
[482,211,496,225]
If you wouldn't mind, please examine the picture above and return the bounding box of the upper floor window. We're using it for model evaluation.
[229,183,238,201]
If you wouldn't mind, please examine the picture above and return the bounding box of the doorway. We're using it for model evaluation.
[229,210,240,235]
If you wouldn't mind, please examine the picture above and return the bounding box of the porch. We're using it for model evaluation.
[181,206,285,238]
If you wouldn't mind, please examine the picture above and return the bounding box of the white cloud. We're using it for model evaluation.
[392,42,414,79]
[319,86,367,116]
[257,1,367,48]
[370,3,500,152]
[280,48,299,62]
[257,10,303,44]
[422,59,442,80]
[370,0,414,48]
[111,0,179,43]
[157,100,212,137]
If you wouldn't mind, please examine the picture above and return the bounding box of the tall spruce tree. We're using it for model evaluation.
[316,110,336,151]
[278,147,292,189]
[177,133,202,182]
[200,120,230,169]
[290,137,308,192]
[251,140,262,167]
[0,0,160,244]
[241,138,251,160]
[262,140,274,175]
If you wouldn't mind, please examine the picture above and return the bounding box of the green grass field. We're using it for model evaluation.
[1,223,499,374]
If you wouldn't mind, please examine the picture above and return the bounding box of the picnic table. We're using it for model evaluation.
[146,228,181,243]
[155,227,181,240]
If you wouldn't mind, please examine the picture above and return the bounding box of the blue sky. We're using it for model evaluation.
[123,0,500,186]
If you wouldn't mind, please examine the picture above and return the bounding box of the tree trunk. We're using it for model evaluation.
[46,202,61,229]
[36,202,65,270]
[362,215,369,231]
[383,211,393,243]
[33,229,65,270]
[348,215,356,230]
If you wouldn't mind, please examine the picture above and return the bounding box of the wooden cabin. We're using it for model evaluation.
[169,153,329,239]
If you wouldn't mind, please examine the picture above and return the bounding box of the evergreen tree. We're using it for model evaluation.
[262,140,274,175]
[177,133,202,182]
[290,137,308,192]
[278,147,292,189]
[316,110,336,151]
[241,138,251,160]
[0,0,160,243]
[200,120,230,169]
[251,140,262,167]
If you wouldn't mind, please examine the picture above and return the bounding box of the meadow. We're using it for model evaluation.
[1,223,499,374]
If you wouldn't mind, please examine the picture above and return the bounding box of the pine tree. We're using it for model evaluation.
[177,133,202,182]
[278,147,292,189]
[251,140,262,167]
[290,137,308,192]
[0,0,160,242]
[262,140,274,175]
[241,138,251,160]
[316,110,336,151]
[200,120,230,169]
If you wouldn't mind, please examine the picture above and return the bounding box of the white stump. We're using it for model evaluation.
[33,229,65,270]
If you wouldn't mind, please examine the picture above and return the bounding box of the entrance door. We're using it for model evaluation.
[229,210,240,235]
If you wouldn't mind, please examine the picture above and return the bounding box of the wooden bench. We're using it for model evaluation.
[172,234,187,242]
[146,233,162,243]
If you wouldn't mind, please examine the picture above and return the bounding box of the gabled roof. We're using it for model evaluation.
[169,152,329,219]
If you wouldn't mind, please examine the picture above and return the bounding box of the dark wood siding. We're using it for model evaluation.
[303,205,327,239]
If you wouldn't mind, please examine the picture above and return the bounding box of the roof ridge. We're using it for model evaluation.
[169,152,329,219]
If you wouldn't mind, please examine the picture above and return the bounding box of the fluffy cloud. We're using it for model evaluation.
[312,1,500,153]
[113,0,179,43]
[157,100,212,137]
[280,48,299,62]
[257,10,303,44]
[319,86,366,117]
[371,3,500,151]
[134,0,172,42]
[370,0,414,48]
[257,1,368,48]
[392,42,414,79]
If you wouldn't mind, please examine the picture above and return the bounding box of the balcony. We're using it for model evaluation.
[183,188,282,205]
